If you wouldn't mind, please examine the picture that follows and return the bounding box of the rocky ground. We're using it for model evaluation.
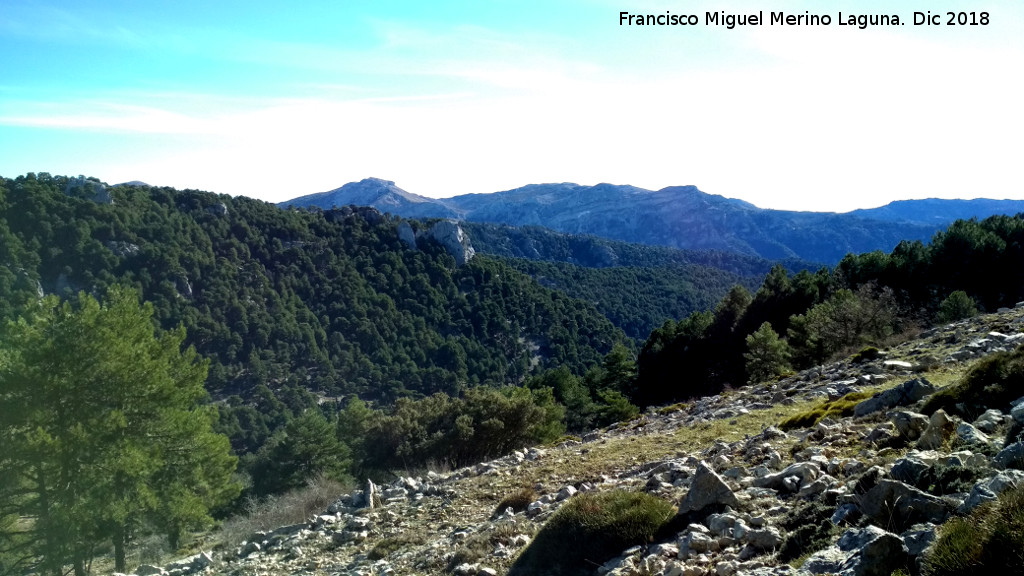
[126,306,1024,576]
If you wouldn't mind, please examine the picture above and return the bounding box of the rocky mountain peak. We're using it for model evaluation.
[281,178,459,219]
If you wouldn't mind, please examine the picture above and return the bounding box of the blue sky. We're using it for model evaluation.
[1,0,1022,211]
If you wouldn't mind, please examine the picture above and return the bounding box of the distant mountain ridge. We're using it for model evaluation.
[851,198,1024,225]
[282,180,1024,264]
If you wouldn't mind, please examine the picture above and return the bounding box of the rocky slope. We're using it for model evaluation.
[131,306,1024,576]
[283,181,1024,264]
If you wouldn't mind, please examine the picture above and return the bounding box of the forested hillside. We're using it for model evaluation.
[0,174,635,497]
[498,259,758,341]
[460,222,818,275]
[633,215,1024,407]
[460,223,814,341]
[0,173,627,401]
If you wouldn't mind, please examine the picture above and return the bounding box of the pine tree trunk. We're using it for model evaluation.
[113,524,127,574]
[34,468,61,576]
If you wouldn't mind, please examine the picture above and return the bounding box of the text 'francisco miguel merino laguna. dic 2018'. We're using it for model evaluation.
[618,11,991,29]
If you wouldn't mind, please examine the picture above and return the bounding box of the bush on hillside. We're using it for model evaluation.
[493,486,537,518]
[776,501,840,563]
[508,491,674,576]
[779,391,873,431]
[361,386,565,473]
[852,346,881,363]
[936,290,979,324]
[922,346,1024,419]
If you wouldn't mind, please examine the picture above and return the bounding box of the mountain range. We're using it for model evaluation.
[282,179,1024,264]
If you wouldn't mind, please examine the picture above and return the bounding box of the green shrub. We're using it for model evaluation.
[547,435,582,446]
[777,501,840,563]
[779,391,874,431]
[936,291,978,324]
[922,484,1024,575]
[852,346,881,363]
[922,347,1024,419]
[912,463,987,496]
[657,402,688,415]
[508,491,674,576]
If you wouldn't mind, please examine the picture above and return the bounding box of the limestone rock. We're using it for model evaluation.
[973,409,1006,433]
[956,422,991,447]
[995,442,1024,470]
[416,220,476,265]
[753,462,820,492]
[890,411,929,440]
[801,546,847,574]
[678,461,739,513]
[889,457,931,485]
[900,523,937,557]
[859,480,953,528]
[743,526,783,550]
[397,220,417,249]
[854,378,936,417]
[960,469,1024,513]
[917,409,954,450]
[839,528,909,576]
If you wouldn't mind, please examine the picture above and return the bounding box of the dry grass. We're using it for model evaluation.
[923,484,1024,575]
[368,531,429,560]
[216,474,351,551]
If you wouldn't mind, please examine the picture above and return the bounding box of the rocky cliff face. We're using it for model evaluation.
[397,220,476,266]
[137,306,1024,576]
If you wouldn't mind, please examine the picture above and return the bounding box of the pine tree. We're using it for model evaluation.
[744,322,792,384]
[936,290,978,323]
[250,410,351,496]
[0,288,239,574]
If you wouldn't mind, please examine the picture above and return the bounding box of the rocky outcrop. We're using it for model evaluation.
[677,461,738,513]
[66,176,113,204]
[401,220,476,266]
[323,205,385,225]
[206,203,228,216]
[397,221,417,249]
[853,378,936,417]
